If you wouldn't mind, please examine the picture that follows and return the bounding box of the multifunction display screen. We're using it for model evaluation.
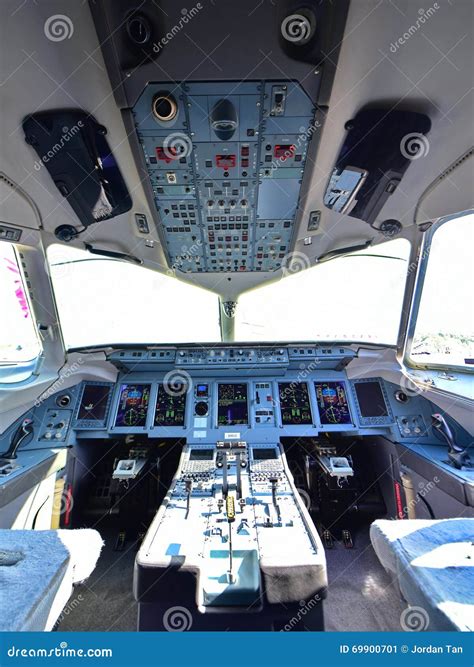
[154,383,187,427]
[314,381,352,425]
[78,384,111,422]
[189,449,214,461]
[115,384,151,427]
[354,381,388,417]
[196,384,208,398]
[217,383,248,426]
[278,383,313,425]
[253,448,277,460]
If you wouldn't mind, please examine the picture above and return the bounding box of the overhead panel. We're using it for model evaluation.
[132,81,314,273]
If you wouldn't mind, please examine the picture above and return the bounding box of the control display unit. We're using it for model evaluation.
[354,380,388,416]
[352,379,393,426]
[253,448,278,460]
[189,448,214,461]
[278,383,313,425]
[154,383,187,427]
[217,383,248,426]
[75,382,112,428]
[115,384,151,427]
[314,381,352,425]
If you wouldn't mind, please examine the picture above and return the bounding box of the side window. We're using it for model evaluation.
[0,243,41,367]
[409,212,473,369]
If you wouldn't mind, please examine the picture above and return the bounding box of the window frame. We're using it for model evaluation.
[404,210,474,374]
[0,242,43,382]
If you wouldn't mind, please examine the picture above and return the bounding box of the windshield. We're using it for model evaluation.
[235,239,411,345]
[47,245,221,348]
[48,239,411,349]
[409,212,474,368]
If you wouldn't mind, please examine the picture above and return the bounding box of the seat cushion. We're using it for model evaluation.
[370,518,474,631]
[0,529,103,631]
[57,528,104,584]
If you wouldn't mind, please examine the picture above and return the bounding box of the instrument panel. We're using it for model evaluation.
[41,347,431,445]
[67,373,430,447]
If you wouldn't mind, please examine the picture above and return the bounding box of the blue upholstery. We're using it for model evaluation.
[0,530,69,631]
[370,519,474,631]
[0,528,103,631]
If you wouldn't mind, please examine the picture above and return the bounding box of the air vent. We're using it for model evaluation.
[56,394,72,407]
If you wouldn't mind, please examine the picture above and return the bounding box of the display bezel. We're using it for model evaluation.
[252,447,278,460]
[351,378,394,426]
[314,380,353,426]
[74,382,114,429]
[112,382,152,430]
[277,381,314,426]
[189,448,214,461]
[216,382,249,427]
[154,382,188,427]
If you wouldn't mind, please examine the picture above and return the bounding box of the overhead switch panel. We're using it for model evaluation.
[133,81,315,273]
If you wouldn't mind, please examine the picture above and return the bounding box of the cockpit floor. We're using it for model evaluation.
[324,525,406,631]
[55,520,404,632]
[56,519,138,632]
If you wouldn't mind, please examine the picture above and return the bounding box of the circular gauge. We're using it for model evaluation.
[123,409,139,426]
[195,401,209,417]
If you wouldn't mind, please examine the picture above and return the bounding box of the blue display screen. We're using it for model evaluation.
[115,384,151,427]
[315,382,352,425]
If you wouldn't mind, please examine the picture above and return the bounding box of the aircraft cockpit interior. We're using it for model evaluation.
[0,0,473,646]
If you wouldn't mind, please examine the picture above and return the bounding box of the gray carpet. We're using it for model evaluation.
[56,527,137,632]
[324,527,406,631]
[56,523,405,632]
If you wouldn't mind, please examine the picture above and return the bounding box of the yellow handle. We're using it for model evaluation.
[226,495,235,522]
